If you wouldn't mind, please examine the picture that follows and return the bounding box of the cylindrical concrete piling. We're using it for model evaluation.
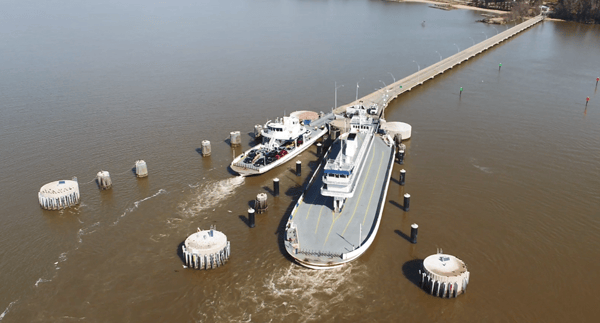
[410,223,418,244]
[182,227,230,270]
[255,193,268,214]
[419,253,470,298]
[96,170,112,190]
[398,150,405,165]
[201,140,211,157]
[254,124,263,140]
[273,178,280,196]
[296,160,301,176]
[403,193,411,211]
[316,142,322,156]
[230,131,241,147]
[135,160,148,178]
[38,178,81,210]
[248,208,255,228]
[399,169,406,186]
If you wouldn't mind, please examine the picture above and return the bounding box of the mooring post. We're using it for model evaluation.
[400,169,406,186]
[248,208,255,228]
[403,193,411,212]
[273,178,279,196]
[398,150,405,165]
[316,142,322,156]
[410,223,418,244]
[296,160,301,176]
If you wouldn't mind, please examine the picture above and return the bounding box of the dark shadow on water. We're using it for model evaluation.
[131,167,136,176]
[262,185,276,196]
[195,148,203,156]
[239,215,251,228]
[394,229,411,243]
[390,177,401,185]
[389,200,407,211]
[402,259,424,288]
[226,166,239,176]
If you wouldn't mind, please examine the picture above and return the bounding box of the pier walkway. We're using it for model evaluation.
[334,15,545,116]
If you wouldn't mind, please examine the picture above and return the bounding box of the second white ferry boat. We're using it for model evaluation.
[230,112,334,176]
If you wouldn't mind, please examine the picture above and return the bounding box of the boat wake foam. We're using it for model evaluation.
[177,176,245,219]
[0,299,18,321]
[112,189,167,225]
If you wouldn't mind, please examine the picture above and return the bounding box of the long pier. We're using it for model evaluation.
[334,15,545,115]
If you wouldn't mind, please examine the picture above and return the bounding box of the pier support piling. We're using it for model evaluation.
[410,223,418,244]
[248,208,255,228]
[296,160,301,176]
[403,193,411,212]
[398,150,405,165]
[316,142,322,156]
[400,169,406,186]
[273,178,280,196]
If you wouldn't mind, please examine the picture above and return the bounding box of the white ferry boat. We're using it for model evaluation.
[230,113,334,176]
[284,108,396,269]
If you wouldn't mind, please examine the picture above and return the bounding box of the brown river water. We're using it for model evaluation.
[1,0,599,322]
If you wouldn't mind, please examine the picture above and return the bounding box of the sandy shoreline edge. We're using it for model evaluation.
[390,0,563,21]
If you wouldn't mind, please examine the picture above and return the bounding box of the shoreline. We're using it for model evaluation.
[392,0,565,22]
[392,0,509,15]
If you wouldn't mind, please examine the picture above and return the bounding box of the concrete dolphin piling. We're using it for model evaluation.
[96,171,112,190]
[135,160,148,178]
[254,193,268,214]
[230,131,241,147]
[182,227,230,270]
[419,252,470,298]
[201,140,211,157]
[38,178,81,210]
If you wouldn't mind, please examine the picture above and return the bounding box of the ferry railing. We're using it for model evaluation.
[296,249,342,259]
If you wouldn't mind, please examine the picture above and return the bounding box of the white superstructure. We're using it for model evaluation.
[321,109,377,212]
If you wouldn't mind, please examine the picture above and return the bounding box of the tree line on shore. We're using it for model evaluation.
[472,0,599,24]
[551,0,600,23]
